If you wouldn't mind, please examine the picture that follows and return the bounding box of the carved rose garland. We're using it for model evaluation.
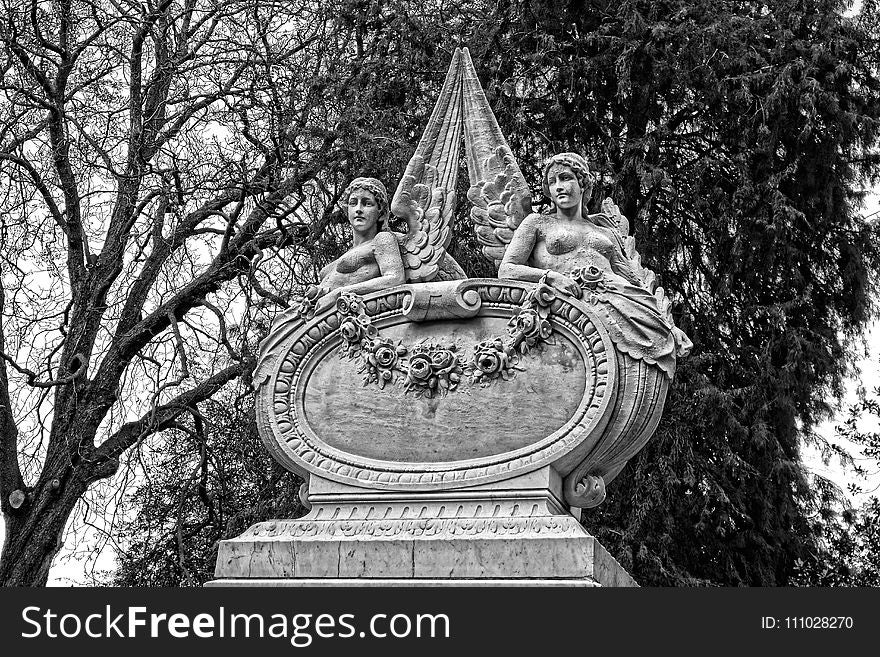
[468,338,518,385]
[467,273,556,385]
[403,342,464,397]
[334,279,558,395]
[291,284,321,320]
[506,273,556,356]
[336,293,406,389]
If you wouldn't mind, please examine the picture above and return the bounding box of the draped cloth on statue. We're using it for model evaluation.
[581,271,677,378]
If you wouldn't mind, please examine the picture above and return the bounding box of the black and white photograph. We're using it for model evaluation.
[0,0,878,650]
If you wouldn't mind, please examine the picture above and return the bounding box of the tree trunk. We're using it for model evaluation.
[0,474,88,586]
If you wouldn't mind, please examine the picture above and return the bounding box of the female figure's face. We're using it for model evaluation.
[347,188,380,233]
[546,164,583,213]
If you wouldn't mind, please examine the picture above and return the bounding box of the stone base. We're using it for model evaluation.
[210,467,636,587]
[207,578,600,587]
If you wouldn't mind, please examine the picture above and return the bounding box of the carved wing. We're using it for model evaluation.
[391,49,465,283]
[599,197,630,242]
[460,48,533,270]
[600,198,692,357]
[600,198,650,287]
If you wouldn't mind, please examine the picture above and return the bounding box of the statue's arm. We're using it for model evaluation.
[498,214,541,281]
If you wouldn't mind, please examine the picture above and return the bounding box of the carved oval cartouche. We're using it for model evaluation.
[258,280,618,491]
[302,318,586,463]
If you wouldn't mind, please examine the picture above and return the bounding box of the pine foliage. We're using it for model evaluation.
[472,0,880,585]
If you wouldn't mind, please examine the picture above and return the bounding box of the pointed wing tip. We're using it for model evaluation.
[448,48,462,69]
[461,48,475,69]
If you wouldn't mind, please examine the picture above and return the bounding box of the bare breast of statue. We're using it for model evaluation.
[323,243,383,289]
[529,218,620,277]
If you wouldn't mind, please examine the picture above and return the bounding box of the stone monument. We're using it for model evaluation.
[209,49,691,587]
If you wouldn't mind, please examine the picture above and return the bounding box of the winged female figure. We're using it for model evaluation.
[460,50,691,374]
[307,176,405,314]
[302,49,467,315]
[257,50,469,382]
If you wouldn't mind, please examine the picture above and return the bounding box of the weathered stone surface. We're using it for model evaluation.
[304,317,585,462]
[212,515,632,585]
[256,279,619,494]
[211,469,636,587]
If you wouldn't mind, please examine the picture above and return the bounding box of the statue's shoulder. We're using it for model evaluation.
[373,230,399,247]
[520,211,550,228]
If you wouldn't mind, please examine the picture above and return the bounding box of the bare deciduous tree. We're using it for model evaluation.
[0,0,371,585]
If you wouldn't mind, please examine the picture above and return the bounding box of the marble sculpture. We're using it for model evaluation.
[210,48,692,586]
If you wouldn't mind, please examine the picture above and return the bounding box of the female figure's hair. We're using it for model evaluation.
[541,152,594,215]
[342,177,389,230]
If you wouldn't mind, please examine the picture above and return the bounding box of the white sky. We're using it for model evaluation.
[805,189,880,501]
[806,319,880,501]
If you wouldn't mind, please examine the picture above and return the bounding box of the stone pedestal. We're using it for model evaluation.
[212,277,668,588]
[209,467,635,587]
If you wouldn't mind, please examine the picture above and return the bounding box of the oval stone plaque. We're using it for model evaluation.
[256,279,618,490]
[302,318,586,462]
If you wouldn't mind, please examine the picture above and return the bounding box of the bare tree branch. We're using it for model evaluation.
[94,360,248,463]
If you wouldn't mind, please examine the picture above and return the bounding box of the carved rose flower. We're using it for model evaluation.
[512,309,541,339]
[408,353,433,383]
[570,266,604,290]
[336,293,363,316]
[294,296,315,319]
[339,318,362,343]
[430,349,457,372]
[474,348,503,376]
[355,313,372,328]
[373,343,398,369]
[534,280,556,306]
